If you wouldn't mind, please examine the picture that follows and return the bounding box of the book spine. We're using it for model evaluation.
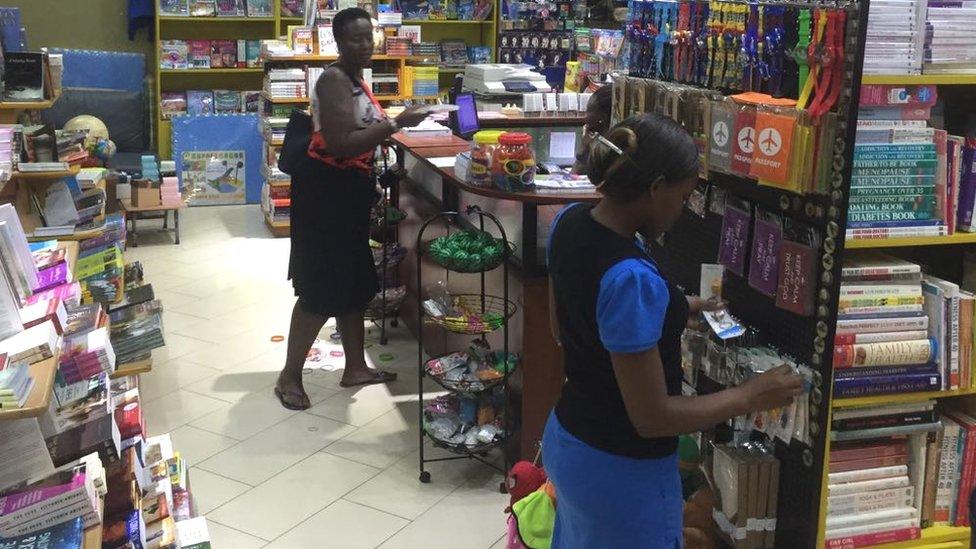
[949,423,966,522]
[839,285,922,298]
[833,339,936,368]
[853,159,939,169]
[828,465,909,485]
[951,294,961,390]
[922,429,943,525]
[835,364,940,379]
[837,296,924,308]
[836,317,929,334]
[831,442,909,463]
[831,410,938,432]
[850,175,937,187]
[849,211,937,223]
[838,304,924,316]
[847,219,943,229]
[855,144,937,154]
[936,421,958,522]
[852,167,936,177]
[832,373,942,398]
[955,421,976,526]
[0,487,89,532]
[834,331,929,345]
[828,493,916,517]
[824,526,920,548]
[846,227,948,239]
[828,476,911,497]
[6,497,99,537]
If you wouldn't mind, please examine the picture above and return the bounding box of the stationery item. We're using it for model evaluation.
[748,210,783,297]
[775,220,819,316]
[717,196,751,277]
[730,103,757,175]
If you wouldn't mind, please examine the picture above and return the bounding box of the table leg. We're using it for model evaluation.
[163,212,169,230]
[131,212,138,248]
[174,210,180,245]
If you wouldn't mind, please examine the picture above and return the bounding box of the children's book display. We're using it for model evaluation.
[160,0,273,17]
[160,39,262,70]
[0,200,214,547]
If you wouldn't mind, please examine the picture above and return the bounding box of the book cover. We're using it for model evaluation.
[160,0,190,15]
[160,92,187,119]
[859,84,938,107]
[291,27,314,54]
[245,0,273,16]
[188,40,211,68]
[245,40,262,67]
[186,90,214,115]
[213,89,240,112]
[832,338,936,368]
[3,52,44,101]
[316,25,337,56]
[958,143,976,231]
[176,516,212,549]
[281,0,304,16]
[44,412,120,467]
[0,517,83,548]
[160,40,189,70]
[216,39,237,68]
[189,0,216,16]
[215,0,245,16]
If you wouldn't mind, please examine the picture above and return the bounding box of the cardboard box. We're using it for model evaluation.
[131,180,161,208]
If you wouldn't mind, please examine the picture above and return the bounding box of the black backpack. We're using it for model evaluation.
[277,108,313,177]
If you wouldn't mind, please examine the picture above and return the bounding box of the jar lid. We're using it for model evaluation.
[473,130,505,145]
[498,132,532,145]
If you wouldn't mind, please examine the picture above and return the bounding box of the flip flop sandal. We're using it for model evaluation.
[339,370,398,388]
[274,386,311,410]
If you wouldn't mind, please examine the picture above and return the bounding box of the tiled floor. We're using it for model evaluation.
[126,205,508,548]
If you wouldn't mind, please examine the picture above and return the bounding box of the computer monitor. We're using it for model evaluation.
[450,93,480,140]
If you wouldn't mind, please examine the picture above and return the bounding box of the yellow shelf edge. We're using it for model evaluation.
[862,74,976,85]
[160,68,265,74]
[832,387,976,408]
[402,19,493,24]
[840,525,971,548]
[159,16,275,22]
[845,233,976,248]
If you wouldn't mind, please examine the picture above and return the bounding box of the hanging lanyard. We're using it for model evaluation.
[796,8,826,111]
[765,7,785,97]
[675,0,691,81]
[707,0,722,88]
[808,9,845,118]
[793,9,812,97]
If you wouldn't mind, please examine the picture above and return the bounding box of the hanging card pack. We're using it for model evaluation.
[710,99,737,174]
[718,195,752,277]
[774,220,819,316]
[730,103,757,176]
[748,210,783,297]
[751,108,797,188]
[787,112,816,195]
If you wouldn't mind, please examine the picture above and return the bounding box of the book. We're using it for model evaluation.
[842,252,922,278]
[44,411,120,467]
[19,298,67,334]
[210,39,237,68]
[836,303,924,316]
[176,517,212,549]
[245,40,261,67]
[186,90,214,115]
[832,409,938,432]
[833,339,936,368]
[291,26,314,54]
[834,330,929,345]
[160,41,189,70]
[926,275,961,389]
[0,470,98,537]
[936,416,963,522]
[825,526,920,548]
[0,419,56,492]
[188,40,211,69]
[160,0,190,15]
[828,454,910,473]
[942,406,976,525]
[828,465,909,485]
[213,89,241,112]
[833,372,942,398]
[3,52,44,101]
[0,320,60,364]
[922,428,943,525]
[0,517,83,548]
[246,0,272,16]
[189,0,216,16]
[827,486,916,516]
[215,0,245,16]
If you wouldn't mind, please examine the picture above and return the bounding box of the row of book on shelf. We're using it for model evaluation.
[835,251,975,398]
[0,124,105,181]
[863,0,976,76]
[263,32,490,68]
[824,398,976,547]
[160,39,262,70]
[263,65,439,101]
[161,90,261,119]
[0,185,214,546]
[847,84,976,241]
[160,0,273,17]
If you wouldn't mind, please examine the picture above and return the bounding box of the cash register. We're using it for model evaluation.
[462,64,553,95]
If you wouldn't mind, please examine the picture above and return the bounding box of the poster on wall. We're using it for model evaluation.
[181,150,246,206]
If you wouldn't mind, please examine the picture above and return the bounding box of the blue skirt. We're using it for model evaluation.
[542,412,683,549]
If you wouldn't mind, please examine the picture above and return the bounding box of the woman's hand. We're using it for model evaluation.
[739,365,805,413]
[687,295,725,315]
[394,106,431,129]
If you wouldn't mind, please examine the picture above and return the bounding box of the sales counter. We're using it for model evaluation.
[391,120,596,459]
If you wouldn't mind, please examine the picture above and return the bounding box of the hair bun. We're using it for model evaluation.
[587,127,639,189]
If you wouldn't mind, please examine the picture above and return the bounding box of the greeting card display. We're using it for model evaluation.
[717,196,752,277]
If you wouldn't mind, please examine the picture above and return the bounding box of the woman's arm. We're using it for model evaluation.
[612,347,803,438]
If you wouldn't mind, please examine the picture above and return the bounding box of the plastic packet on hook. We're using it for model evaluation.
[709,97,737,175]
[750,104,798,189]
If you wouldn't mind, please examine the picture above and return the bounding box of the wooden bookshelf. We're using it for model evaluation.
[264,211,290,237]
[833,387,976,409]
[261,93,309,104]
[10,165,82,181]
[160,68,265,75]
[862,524,970,548]
[159,16,276,22]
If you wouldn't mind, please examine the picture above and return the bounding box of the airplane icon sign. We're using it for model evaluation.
[713,121,729,147]
[737,127,756,154]
[758,128,782,156]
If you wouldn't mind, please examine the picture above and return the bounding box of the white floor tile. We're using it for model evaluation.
[206,453,380,540]
[205,520,268,548]
[306,383,399,427]
[264,499,408,549]
[323,405,419,469]
[139,357,221,403]
[189,391,297,440]
[196,412,356,486]
[377,476,508,549]
[168,425,238,466]
[142,390,228,436]
[188,467,251,515]
[152,333,215,364]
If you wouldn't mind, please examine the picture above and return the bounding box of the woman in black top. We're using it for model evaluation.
[274,8,429,410]
[544,113,803,547]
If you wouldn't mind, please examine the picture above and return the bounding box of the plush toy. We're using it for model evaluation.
[506,460,547,512]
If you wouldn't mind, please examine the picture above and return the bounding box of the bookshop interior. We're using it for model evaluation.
[8,0,976,548]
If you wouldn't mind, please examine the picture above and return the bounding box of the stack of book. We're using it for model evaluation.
[109,292,165,366]
[59,327,116,384]
[923,4,976,74]
[0,356,34,409]
[920,274,975,392]
[863,0,925,75]
[402,66,439,97]
[160,38,262,70]
[0,321,62,366]
[264,68,308,100]
[263,116,288,145]
[307,67,324,96]
[936,403,976,527]
[849,85,944,241]
[74,215,127,305]
[710,445,780,549]
[835,253,941,398]
[826,432,927,547]
[0,203,41,302]
[0,125,14,180]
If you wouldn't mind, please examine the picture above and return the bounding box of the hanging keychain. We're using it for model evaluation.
[796,8,827,111]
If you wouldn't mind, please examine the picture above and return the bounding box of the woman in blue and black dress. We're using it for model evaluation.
[544,113,805,547]
[274,8,429,410]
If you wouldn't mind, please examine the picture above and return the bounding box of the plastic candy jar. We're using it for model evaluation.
[469,130,504,186]
[491,132,536,192]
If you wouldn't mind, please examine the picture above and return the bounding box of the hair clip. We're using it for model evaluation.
[596,134,624,155]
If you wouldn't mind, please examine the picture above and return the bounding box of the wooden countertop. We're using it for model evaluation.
[391,133,601,205]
